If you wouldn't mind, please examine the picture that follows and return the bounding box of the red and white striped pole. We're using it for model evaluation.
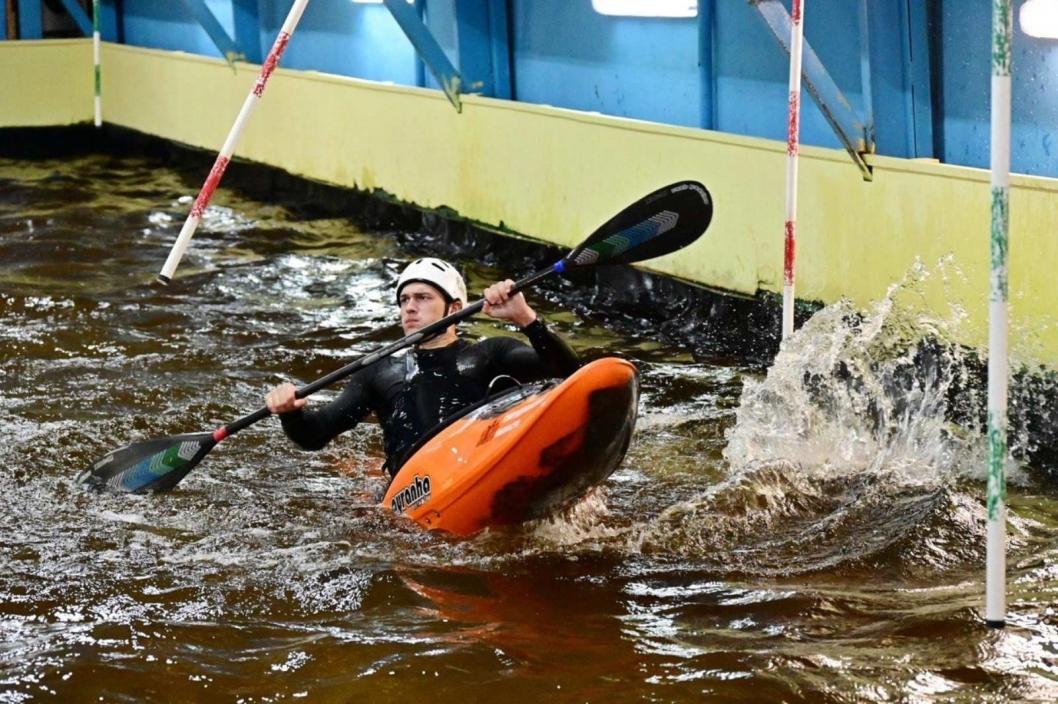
[158,0,311,284]
[782,0,805,340]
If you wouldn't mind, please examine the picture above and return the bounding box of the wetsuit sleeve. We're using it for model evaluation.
[522,317,579,375]
[487,317,580,380]
[278,368,375,451]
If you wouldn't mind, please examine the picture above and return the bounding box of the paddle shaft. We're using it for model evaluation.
[213,262,561,442]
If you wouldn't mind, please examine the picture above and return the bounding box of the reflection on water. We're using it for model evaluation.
[1,154,1057,702]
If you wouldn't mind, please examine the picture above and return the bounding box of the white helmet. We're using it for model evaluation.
[396,257,467,305]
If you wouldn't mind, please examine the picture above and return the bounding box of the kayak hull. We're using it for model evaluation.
[383,357,639,535]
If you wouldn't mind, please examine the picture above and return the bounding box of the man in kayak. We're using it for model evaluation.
[265,257,579,476]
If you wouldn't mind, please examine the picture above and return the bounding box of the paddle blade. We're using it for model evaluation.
[78,432,217,494]
[564,181,713,268]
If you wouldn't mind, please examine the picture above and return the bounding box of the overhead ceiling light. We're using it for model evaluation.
[1020,0,1058,39]
[592,0,697,18]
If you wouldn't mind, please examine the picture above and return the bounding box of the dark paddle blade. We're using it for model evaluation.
[564,181,712,269]
[77,432,217,493]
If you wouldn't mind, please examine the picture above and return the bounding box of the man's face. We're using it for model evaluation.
[399,282,449,335]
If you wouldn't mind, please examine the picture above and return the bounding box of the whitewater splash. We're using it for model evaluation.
[723,297,979,486]
[631,266,1038,576]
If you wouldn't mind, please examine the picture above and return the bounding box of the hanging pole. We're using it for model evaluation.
[985,0,1012,630]
[158,0,312,284]
[93,0,101,127]
[781,0,804,340]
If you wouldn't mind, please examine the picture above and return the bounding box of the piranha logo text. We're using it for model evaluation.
[390,474,432,514]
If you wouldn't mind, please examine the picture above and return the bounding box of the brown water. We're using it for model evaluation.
[2,153,1057,703]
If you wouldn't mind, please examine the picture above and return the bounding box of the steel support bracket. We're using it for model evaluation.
[901,0,934,158]
[98,0,121,42]
[384,0,463,112]
[11,0,114,40]
[179,0,246,68]
[56,0,92,36]
[749,0,873,180]
[454,0,512,100]
[698,0,716,130]
[15,0,43,39]
[232,0,263,64]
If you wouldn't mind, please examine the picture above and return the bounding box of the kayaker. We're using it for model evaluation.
[265,257,580,476]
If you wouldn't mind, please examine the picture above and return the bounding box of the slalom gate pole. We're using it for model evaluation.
[158,0,312,284]
[985,0,1012,630]
[781,0,804,340]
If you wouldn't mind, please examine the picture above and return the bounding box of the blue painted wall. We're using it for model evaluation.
[420,0,457,91]
[511,0,702,129]
[713,0,857,151]
[123,0,235,59]
[44,0,1058,178]
[936,0,1058,176]
[124,1,423,84]
[257,0,419,85]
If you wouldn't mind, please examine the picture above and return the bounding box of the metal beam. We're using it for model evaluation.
[454,0,511,99]
[455,0,490,94]
[414,0,426,87]
[902,0,934,158]
[858,0,875,149]
[56,0,92,36]
[486,0,512,99]
[232,0,263,64]
[179,0,245,65]
[698,0,715,130]
[749,0,872,180]
[98,0,120,42]
[384,0,463,111]
[16,0,42,39]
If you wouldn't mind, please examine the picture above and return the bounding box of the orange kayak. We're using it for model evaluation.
[382,357,639,535]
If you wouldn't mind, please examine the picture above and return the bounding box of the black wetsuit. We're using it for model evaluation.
[279,319,579,476]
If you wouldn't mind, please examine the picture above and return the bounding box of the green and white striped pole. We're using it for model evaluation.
[93,0,101,127]
[986,0,1012,629]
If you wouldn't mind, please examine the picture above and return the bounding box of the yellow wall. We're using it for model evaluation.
[3,41,1057,365]
[0,40,93,127]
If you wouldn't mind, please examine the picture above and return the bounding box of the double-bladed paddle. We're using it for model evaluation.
[79,180,713,493]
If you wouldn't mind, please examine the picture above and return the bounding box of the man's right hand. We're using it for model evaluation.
[265,383,307,414]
